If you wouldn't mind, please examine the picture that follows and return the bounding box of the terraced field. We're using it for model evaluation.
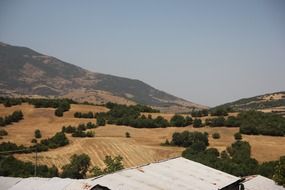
[1,103,285,171]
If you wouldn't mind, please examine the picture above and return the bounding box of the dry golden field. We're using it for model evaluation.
[1,103,285,171]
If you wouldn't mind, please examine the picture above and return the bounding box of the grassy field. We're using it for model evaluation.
[1,103,285,171]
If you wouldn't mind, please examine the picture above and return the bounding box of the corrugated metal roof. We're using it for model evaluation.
[0,157,240,190]
[243,175,285,190]
[0,177,22,190]
[89,157,240,190]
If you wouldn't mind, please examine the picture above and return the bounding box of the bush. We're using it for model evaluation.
[74,112,94,118]
[171,131,209,147]
[208,117,225,127]
[273,156,285,187]
[34,129,42,139]
[125,132,130,138]
[54,108,64,117]
[225,116,240,127]
[212,133,220,139]
[96,116,106,126]
[62,123,96,138]
[0,129,8,136]
[170,115,186,127]
[191,109,208,117]
[0,110,24,127]
[0,155,58,177]
[238,111,285,136]
[40,132,69,149]
[61,154,91,179]
[193,119,202,128]
[91,155,124,177]
[234,132,242,140]
[210,108,228,116]
[182,140,259,177]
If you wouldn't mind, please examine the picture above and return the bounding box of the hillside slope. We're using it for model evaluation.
[214,91,285,115]
[0,42,206,111]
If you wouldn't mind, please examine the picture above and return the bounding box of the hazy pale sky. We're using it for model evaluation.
[0,0,284,107]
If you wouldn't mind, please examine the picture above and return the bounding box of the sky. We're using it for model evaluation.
[0,0,285,107]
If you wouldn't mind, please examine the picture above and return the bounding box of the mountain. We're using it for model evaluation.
[0,42,207,112]
[214,91,285,115]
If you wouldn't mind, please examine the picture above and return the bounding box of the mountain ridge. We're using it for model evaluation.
[213,91,285,115]
[0,42,207,112]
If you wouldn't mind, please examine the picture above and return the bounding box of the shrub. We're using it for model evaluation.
[125,132,130,138]
[54,108,64,117]
[0,129,8,136]
[0,110,24,127]
[170,115,186,127]
[171,131,209,147]
[209,117,225,127]
[34,129,42,139]
[91,155,124,177]
[96,116,106,126]
[212,133,220,139]
[193,119,202,128]
[238,111,285,136]
[234,132,242,140]
[61,154,91,179]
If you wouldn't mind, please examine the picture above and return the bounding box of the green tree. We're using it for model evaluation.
[61,154,91,179]
[91,155,124,177]
[97,116,106,126]
[54,108,63,117]
[103,155,124,173]
[170,115,186,127]
[234,132,242,140]
[34,129,42,139]
[212,133,220,139]
[185,116,193,126]
[193,119,202,128]
[125,132,130,138]
[0,129,8,136]
[273,156,285,187]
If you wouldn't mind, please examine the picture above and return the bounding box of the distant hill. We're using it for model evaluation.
[214,91,285,115]
[0,42,207,112]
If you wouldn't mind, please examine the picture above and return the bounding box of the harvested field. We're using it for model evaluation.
[1,103,285,171]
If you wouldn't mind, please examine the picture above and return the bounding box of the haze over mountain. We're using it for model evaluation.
[0,42,206,112]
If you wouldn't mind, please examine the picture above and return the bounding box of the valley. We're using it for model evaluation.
[1,103,285,171]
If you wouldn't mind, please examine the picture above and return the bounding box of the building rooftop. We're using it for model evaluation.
[243,175,285,190]
[4,157,283,190]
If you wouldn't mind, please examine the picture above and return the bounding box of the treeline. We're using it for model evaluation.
[203,111,285,136]
[62,122,96,137]
[0,132,69,153]
[74,111,95,118]
[0,129,8,138]
[0,110,23,127]
[95,103,195,128]
[61,154,124,179]
[0,155,58,177]
[0,153,124,179]
[167,130,283,180]
[238,110,285,136]
[169,131,209,147]
[191,109,209,117]
[105,102,160,113]
[205,116,240,127]
[30,98,73,117]
[0,97,76,117]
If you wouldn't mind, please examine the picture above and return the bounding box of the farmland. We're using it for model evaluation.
[1,103,285,171]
